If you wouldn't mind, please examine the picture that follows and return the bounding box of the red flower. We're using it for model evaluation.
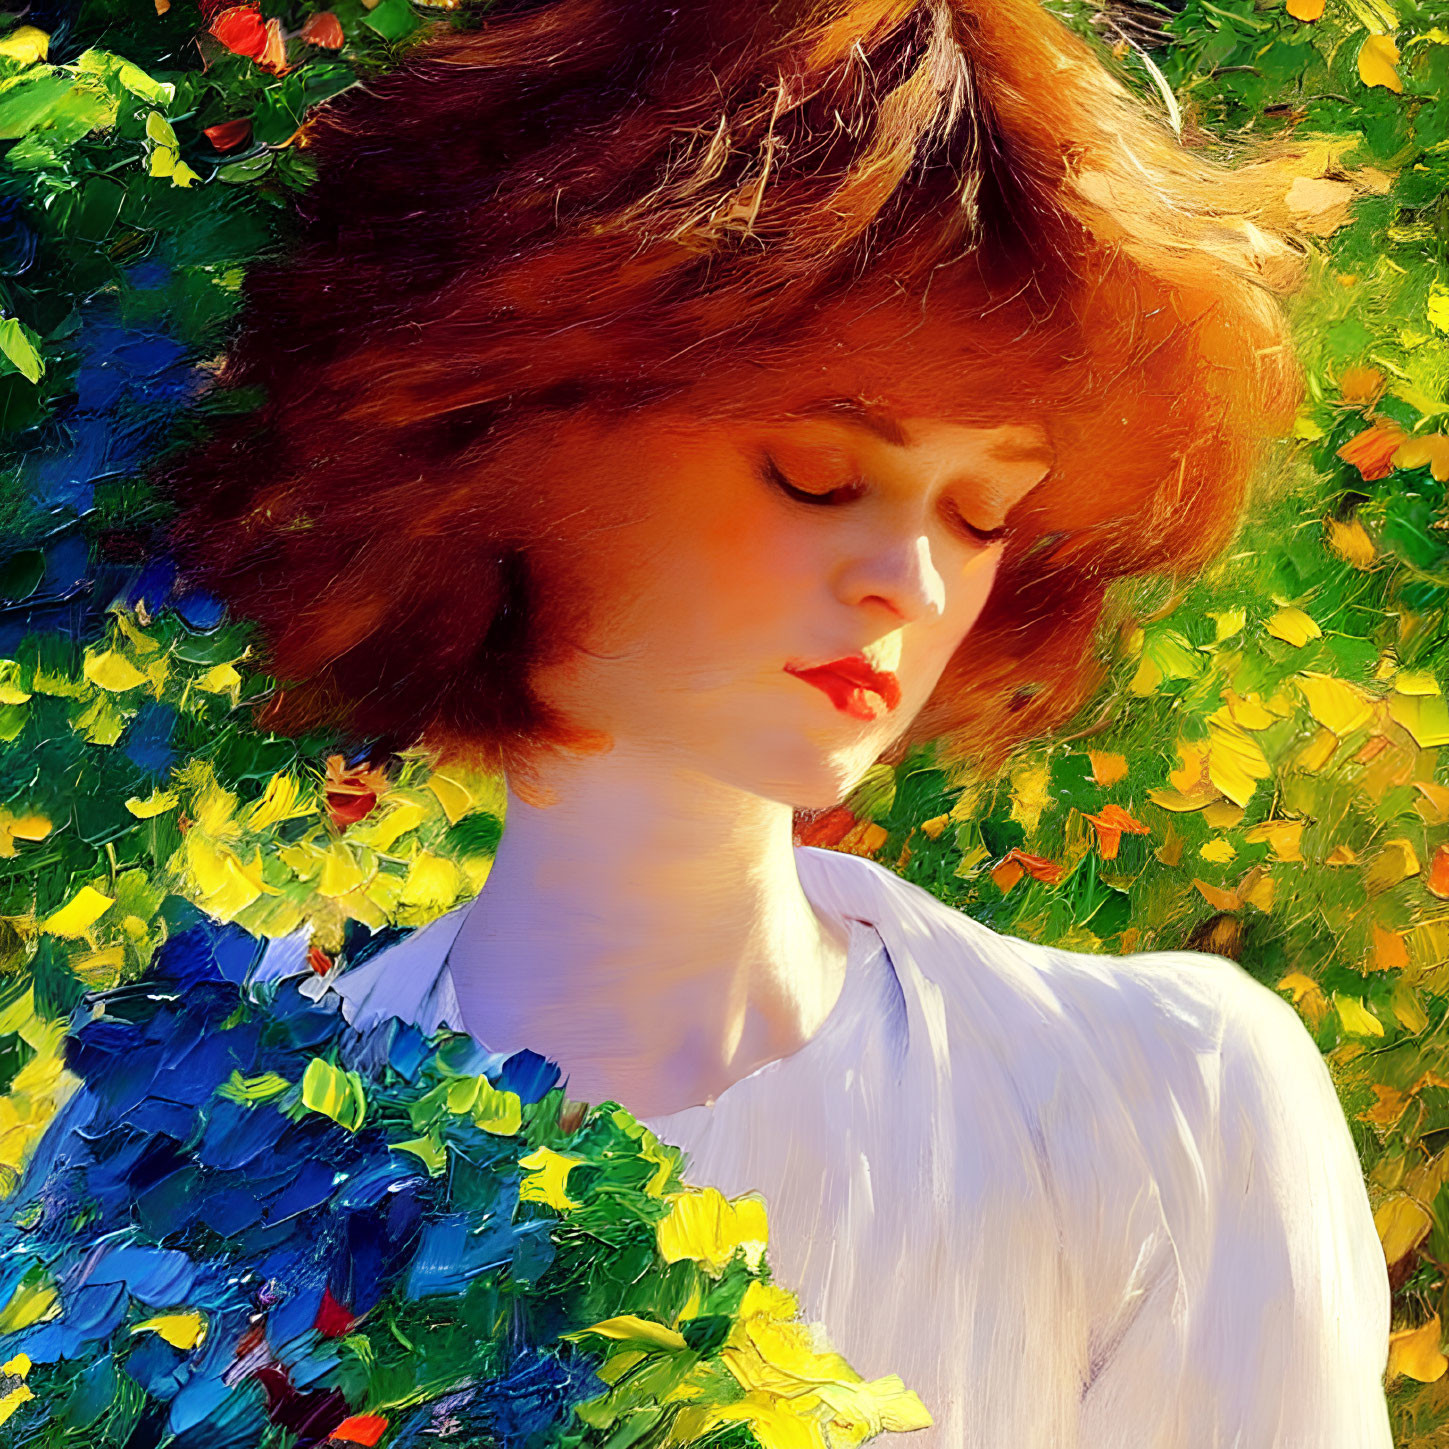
[203,118,252,152]
[323,754,389,829]
[209,5,288,70]
[328,1417,389,1448]
[210,4,268,59]
[314,1287,357,1338]
[307,945,333,976]
[300,10,345,48]
[793,804,858,848]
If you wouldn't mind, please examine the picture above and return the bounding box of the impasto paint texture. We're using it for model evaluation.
[0,0,1444,1443]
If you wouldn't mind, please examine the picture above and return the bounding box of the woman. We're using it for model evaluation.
[165,0,1391,1441]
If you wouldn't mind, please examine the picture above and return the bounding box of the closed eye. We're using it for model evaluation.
[763,454,1010,546]
[760,455,866,507]
[941,497,1012,546]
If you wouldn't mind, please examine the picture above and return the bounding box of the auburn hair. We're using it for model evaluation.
[166,0,1309,790]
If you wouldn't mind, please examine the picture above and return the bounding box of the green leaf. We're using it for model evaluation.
[390,1133,447,1175]
[0,74,73,139]
[0,550,43,602]
[117,60,174,106]
[217,152,274,184]
[75,49,175,106]
[217,1070,293,1104]
[251,75,308,146]
[0,319,43,384]
[361,0,421,41]
[144,108,178,147]
[301,1055,367,1131]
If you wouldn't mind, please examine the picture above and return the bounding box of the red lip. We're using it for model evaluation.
[784,656,902,722]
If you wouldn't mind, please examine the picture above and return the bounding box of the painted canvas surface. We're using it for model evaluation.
[0,0,1444,1442]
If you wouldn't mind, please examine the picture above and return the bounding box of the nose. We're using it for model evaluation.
[836,532,947,624]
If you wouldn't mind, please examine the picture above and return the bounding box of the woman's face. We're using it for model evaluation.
[529,305,1054,810]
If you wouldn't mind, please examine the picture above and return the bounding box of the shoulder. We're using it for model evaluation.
[798,848,1390,1400]
[797,845,1331,1141]
[797,843,1268,1057]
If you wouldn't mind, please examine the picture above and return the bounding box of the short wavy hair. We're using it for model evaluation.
[167,0,1307,785]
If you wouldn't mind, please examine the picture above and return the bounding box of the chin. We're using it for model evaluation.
[712,734,878,813]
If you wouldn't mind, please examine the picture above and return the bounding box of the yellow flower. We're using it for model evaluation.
[1389,1316,1448,1382]
[718,1300,933,1445]
[700,1394,825,1449]
[519,1147,583,1211]
[1294,671,1375,736]
[0,1352,33,1428]
[131,1311,207,1350]
[0,1273,57,1334]
[470,1078,523,1137]
[125,789,178,819]
[241,773,313,832]
[1358,33,1402,92]
[195,662,242,697]
[0,26,48,62]
[1204,711,1271,807]
[183,834,277,921]
[0,809,51,857]
[657,1187,769,1275]
[398,851,462,914]
[1266,606,1322,647]
[572,1315,688,1353]
[41,885,113,938]
[82,648,147,692]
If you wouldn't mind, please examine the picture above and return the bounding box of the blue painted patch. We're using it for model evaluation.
[497,1049,561,1105]
[121,701,179,779]
[81,1247,198,1307]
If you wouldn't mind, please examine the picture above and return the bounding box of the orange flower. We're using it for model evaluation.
[1082,803,1150,860]
[991,848,1065,894]
[328,1415,389,1447]
[257,16,287,70]
[1336,366,1384,407]
[1337,423,1407,481]
[1427,844,1449,900]
[300,9,345,48]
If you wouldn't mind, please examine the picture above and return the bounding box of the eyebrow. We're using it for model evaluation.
[792,395,1053,468]
[794,396,909,447]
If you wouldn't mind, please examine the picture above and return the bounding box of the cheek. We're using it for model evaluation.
[956,551,1001,622]
[653,491,809,646]
[702,515,806,620]
[565,481,792,665]
[919,553,1001,669]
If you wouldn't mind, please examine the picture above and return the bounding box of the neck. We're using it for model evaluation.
[446,744,852,1118]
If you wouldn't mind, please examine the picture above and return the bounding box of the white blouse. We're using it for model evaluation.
[253,844,1393,1447]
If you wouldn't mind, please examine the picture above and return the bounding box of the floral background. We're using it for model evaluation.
[0,0,1446,1439]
